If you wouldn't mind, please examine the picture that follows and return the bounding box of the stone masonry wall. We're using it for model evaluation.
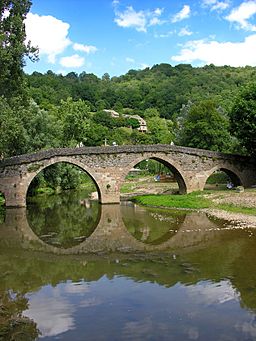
[0,144,255,207]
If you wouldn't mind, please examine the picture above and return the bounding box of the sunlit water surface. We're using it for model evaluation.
[0,189,256,340]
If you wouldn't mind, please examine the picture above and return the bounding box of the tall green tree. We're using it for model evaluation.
[0,97,28,156]
[230,83,256,155]
[0,0,38,102]
[177,100,233,152]
[147,117,174,144]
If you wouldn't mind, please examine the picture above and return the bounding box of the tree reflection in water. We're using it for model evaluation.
[1,198,256,340]
[27,189,100,248]
[0,290,39,340]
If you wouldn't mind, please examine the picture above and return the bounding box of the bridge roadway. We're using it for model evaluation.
[0,144,255,207]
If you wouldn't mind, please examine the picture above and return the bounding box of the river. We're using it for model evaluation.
[0,189,256,340]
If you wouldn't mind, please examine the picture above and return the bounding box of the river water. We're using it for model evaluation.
[1,189,256,340]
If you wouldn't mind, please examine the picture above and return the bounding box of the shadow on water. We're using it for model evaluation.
[1,191,256,340]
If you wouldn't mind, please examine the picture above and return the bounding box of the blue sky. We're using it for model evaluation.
[24,0,256,77]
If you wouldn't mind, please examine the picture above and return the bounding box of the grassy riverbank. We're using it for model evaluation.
[133,190,256,216]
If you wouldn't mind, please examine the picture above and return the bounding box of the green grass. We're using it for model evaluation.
[133,192,211,210]
[120,183,136,193]
[133,191,256,215]
[35,187,55,195]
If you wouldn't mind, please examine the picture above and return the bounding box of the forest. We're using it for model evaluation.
[1,0,256,193]
[1,63,256,158]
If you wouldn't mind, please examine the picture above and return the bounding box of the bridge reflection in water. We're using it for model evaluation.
[2,202,256,341]
[1,202,235,254]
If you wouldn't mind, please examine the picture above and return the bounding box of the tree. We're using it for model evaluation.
[147,117,174,144]
[57,97,91,146]
[143,108,160,119]
[0,97,28,156]
[230,83,256,155]
[177,100,233,152]
[83,122,109,146]
[0,0,38,102]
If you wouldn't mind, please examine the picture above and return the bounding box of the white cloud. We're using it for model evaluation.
[172,34,256,66]
[226,1,256,31]
[60,54,85,68]
[64,282,90,294]
[126,57,135,63]
[202,0,230,12]
[149,17,162,26]
[154,8,164,16]
[25,295,75,337]
[25,13,71,63]
[203,0,217,4]
[187,280,238,305]
[212,2,230,11]
[140,63,150,69]
[73,43,97,54]
[114,6,147,32]
[154,31,174,38]
[114,6,164,32]
[172,5,191,23]
[178,27,193,36]
[236,319,256,339]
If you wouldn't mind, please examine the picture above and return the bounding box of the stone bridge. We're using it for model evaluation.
[0,144,255,207]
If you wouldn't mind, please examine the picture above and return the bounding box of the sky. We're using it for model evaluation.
[24,0,256,77]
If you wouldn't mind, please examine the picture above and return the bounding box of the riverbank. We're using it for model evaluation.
[131,189,256,228]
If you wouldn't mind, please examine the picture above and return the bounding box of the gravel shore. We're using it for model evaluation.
[202,208,256,228]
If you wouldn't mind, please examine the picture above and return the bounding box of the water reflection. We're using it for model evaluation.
[0,289,40,340]
[121,202,186,245]
[0,200,254,255]
[1,193,256,340]
[0,246,256,340]
[27,189,101,248]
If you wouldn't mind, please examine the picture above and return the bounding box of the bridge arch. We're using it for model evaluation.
[203,165,243,190]
[120,155,188,194]
[24,156,102,203]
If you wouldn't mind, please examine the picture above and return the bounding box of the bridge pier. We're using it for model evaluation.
[4,184,27,208]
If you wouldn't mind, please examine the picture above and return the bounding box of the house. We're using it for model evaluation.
[103,110,148,132]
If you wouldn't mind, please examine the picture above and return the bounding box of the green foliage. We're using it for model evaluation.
[230,82,256,155]
[0,97,28,156]
[84,122,109,146]
[28,163,85,195]
[125,116,140,129]
[0,290,40,340]
[0,193,4,203]
[92,110,119,128]
[57,97,90,146]
[130,130,154,144]
[206,172,229,184]
[2,56,256,158]
[176,100,233,152]
[143,108,160,119]
[0,0,38,102]
[147,117,174,144]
